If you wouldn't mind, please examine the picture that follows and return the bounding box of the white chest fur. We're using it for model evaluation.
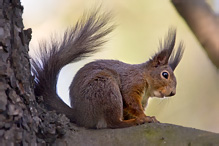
[141,88,150,110]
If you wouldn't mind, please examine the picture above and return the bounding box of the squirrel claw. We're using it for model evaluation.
[144,116,159,123]
[149,116,160,123]
[135,115,160,125]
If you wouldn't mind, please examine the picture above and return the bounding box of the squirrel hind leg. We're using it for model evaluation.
[71,69,140,129]
[97,85,139,129]
[89,70,126,129]
[90,71,139,129]
[71,69,130,129]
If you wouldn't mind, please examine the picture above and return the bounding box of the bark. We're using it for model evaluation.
[171,0,219,68]
[0,0,39,145]
[57,123,219,146]
[0,1,69,145]
[0,0,218,145]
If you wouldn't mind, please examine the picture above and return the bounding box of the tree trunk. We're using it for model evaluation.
[0,0,218,145]
[0,0,39,145]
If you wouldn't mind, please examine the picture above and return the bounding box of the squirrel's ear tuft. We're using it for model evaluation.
[149,28,176,67]
[169,41,184,71]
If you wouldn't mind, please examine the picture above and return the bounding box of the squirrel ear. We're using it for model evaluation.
[148,28,176,67]
[150,50,170,67]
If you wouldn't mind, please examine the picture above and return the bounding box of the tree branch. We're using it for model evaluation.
[56,123,219,145]
[172,0,219,68]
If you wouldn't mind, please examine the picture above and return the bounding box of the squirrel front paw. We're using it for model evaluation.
[135,115,160,124]
[146,116,160,123]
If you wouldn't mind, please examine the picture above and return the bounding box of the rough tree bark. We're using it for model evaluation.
[0,0,39,145]
[172,0,219,68]
[0,0,219,145]
[0,1,70,145]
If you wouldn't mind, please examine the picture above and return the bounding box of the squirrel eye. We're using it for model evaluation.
[161,71,169,79]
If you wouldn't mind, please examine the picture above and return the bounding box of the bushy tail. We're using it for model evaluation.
[31,10,114,121]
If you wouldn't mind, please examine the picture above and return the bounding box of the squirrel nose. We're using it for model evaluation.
[169,91,176,96]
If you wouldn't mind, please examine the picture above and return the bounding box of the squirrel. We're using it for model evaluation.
[31,10,184,129]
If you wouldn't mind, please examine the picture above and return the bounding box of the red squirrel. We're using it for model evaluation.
[31,10,184,129]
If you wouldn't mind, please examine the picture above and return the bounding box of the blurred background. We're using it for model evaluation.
[21,0,219,133]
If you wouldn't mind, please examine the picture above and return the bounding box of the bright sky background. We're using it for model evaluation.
[21,0,219,133]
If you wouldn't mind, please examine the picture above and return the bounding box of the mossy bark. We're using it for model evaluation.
[55,123,219,146]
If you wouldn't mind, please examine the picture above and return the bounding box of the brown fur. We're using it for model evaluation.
[31,10,184,129]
